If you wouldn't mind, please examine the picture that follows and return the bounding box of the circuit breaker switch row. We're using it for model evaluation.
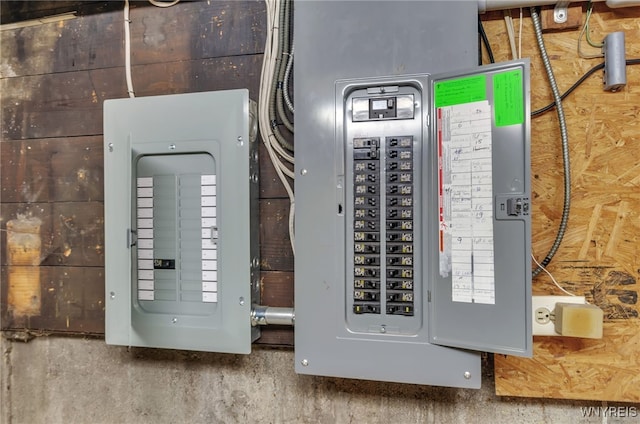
[384,136,415,316]
[352,137,381,314]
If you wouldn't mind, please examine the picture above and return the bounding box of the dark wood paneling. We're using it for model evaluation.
[260,199,294,272]
[0,202,104,268]
[258,141,292,199]
[0,203,54,267]
[260,270,293,307]
[1,136,104,203]
[0,1,102,25]
[1,54,263,140]
[0,266,105,334]
[47,202,104,267]
[0,1,265,77]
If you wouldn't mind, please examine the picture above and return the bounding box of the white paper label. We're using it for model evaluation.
[137,249,153,259]
[137,187,153,198]
[202,292,218,303]
[138,259,154,270]
[137,197,153,208]
[138,279,154,290]
[438,100,495,305]
[202,249,217,260]
[137,218,153,229]
[138,270,154,280]
[138,290,154,301]
[201,196,216,207]
[201,207,216,217]
[201,185,216,196]
[202,281,217,292]
[202,270,217,281]
[201,175,216,185]
[137,208,153,218]
[137,229,153,239]
[202,260,217,271]
[138,238,153,249]
[137,177,153,187]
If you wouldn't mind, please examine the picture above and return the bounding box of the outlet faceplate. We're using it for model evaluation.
[532,295,585,336]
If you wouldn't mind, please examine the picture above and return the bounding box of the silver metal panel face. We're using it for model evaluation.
[104,90,259,354]
[294,1,482,388]
[428,60,532,357]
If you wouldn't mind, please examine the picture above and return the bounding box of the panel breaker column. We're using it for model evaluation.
[200,174,218,303]
[137,177,155,301]
[352,137,381,314]
[385,136,414,316]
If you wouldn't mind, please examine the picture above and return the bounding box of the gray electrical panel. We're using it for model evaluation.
[104,90,260,353]
[294,1,531,388]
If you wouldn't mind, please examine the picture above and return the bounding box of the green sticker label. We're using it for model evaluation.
[434,74,486,108]
[493,69,524,127]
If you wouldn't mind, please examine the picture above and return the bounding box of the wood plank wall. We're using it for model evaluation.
[0,0,293,345]
[1,0,639,402]
[481,5,640,402]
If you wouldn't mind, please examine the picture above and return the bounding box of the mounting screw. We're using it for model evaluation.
[239,297,245,306]
[464,371,471,379]
[380,325,386,334]
[237,136,244,147]
[301,359,309,367]
[300,169,307,176]
[172,317,178,324]
[108,143,114,152]
[168,144,176,150]
[109,291,115,299]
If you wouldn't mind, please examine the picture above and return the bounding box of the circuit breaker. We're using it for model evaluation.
[294,1,531,389]
[103,90,260,353]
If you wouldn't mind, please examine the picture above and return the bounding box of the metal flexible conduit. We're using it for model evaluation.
[275,0,294,132]
[283,45,295,113]
[268,0,294,151]
[530,7,571,278]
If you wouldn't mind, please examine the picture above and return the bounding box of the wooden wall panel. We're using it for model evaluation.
[0,266,105,334]
[257,271,294,346]
[1,55,263,140]
[260,199,294,272]
[0,1,265,76]
[1,137,103,203]
[482,5,640,402]
[0,1,292,345]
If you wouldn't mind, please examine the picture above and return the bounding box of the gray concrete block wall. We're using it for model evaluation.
[0,336,616,423]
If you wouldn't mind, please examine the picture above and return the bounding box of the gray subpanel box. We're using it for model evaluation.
[104,90,260,353]
[294,1,531,389]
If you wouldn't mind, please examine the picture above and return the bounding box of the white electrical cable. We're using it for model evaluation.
[259,0,295,254]
[124,0,135,98]
[124,0,181,98]
[531,254,576,297]
[148,0,180,7]
[269,131,295,164]
[504,11,518,60]
[518,8,523,59]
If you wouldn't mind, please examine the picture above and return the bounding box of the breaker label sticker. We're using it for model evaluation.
[437,100,496,305]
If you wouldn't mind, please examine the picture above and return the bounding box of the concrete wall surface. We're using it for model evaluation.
[1,336,623,424]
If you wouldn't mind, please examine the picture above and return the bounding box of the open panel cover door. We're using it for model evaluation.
[428,60,532,357]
